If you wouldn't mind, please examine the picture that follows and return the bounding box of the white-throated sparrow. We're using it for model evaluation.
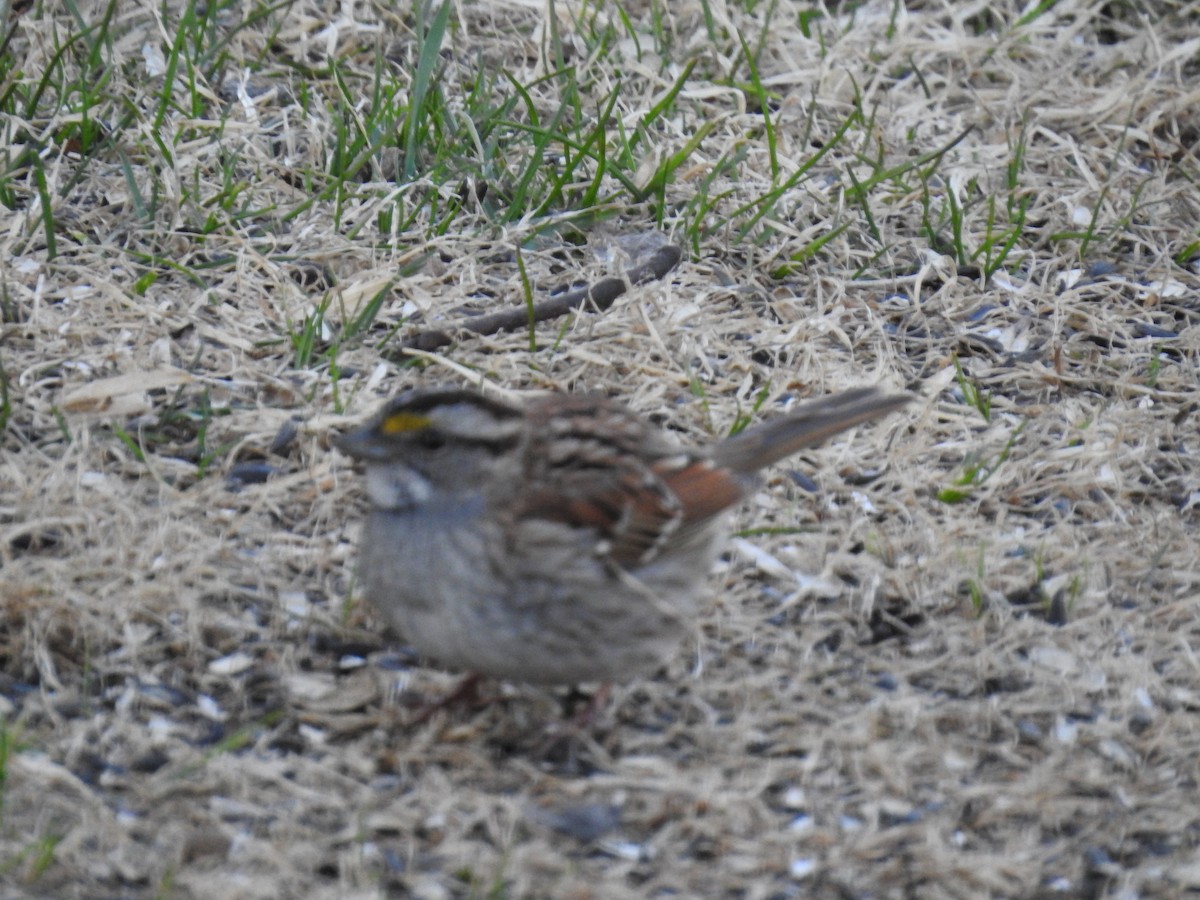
[335,386,909,684]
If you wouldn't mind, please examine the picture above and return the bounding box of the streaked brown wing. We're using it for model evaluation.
[512,395,754,567]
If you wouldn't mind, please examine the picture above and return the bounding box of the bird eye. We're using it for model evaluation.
[417,429,446,450]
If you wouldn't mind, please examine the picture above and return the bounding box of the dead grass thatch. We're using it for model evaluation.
[2,1,1199,897]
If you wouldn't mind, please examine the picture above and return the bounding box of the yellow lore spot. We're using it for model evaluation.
[381,411,431,434]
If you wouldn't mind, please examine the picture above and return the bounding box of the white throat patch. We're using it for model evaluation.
[365,464,432,510]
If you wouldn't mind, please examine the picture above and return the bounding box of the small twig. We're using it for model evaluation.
[840,262,981,291]
[395,244,682,354]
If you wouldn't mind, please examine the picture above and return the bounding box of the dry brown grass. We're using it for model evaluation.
[2,1,1199,897]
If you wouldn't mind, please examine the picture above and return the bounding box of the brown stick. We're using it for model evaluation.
[397,244,682,353]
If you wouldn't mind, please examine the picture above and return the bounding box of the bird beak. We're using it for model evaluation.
[332,423,387,461]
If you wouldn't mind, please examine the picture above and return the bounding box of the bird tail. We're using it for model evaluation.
[711,387,911,474]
